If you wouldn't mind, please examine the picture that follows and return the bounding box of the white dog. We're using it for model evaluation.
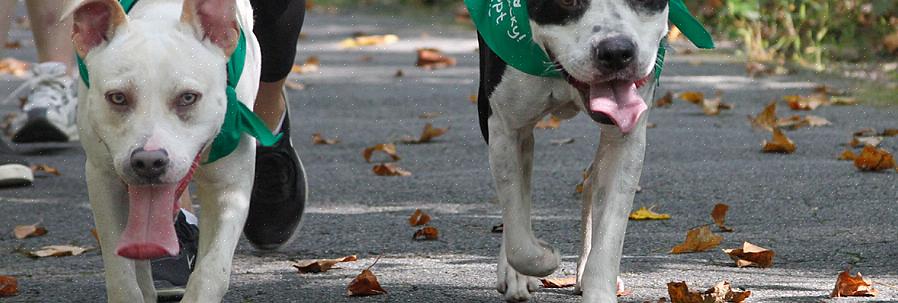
[470,0,671,302]
[67,0,261,301]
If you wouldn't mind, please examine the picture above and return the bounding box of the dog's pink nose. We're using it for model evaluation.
[594,36,636,72]
[130,148,169,180]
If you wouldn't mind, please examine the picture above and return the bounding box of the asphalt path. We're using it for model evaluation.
[1,6,897,303]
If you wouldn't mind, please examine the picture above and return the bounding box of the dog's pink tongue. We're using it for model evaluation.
[588,80,647,134]
[116,185,180,260]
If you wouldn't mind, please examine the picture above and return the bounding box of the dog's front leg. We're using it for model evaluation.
[181,149,254,302]
[86,160,156,303]
[579,118,648,303]
[489,116,560,301]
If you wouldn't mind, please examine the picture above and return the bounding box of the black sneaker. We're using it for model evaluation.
[151,210,199,302]
[0,139,33,187]
[244,100,307,251]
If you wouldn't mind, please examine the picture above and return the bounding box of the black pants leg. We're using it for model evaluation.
[250,0,306,83]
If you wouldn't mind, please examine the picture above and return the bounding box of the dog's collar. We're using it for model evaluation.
[75,0,281,164]
[465,0,713,82]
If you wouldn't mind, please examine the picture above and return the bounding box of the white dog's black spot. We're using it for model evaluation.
[627,0,667,15]
[528,0,590,25]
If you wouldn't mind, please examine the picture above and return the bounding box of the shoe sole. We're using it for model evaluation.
[0,164,33,187]
[12,115,71,143]
[250,139,308,252]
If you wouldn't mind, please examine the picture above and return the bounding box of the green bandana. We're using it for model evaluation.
[464,0,714,81]
[76,0,281,164]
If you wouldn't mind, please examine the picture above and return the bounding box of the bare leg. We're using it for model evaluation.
[24,0,73,71]
[253,79,287,131]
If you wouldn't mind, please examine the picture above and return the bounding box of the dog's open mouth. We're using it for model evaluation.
[116,153,201,260]
[584,79,649,134]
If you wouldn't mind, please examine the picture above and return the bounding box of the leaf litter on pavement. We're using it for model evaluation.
[629,207,671,220]
[670,225,723,254]
[26,245,93,258]
[761,128,796,154]
[13,224,47,239]
[667,281,751,303]
[0,275,16,297]
[292,255,358,273]
[723,242,775,268]
[408,209,431,226]
[831,270,878,297]
[400,123,448,144]
[363,143,401,163]
[416,48,456,70]
[311,133,340,145]
[372,163,412,177]
[710,203,733,232]
[347,256,386,297]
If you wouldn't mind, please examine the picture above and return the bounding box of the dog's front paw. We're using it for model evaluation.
[497,255,540,302]
[506,239,561,278]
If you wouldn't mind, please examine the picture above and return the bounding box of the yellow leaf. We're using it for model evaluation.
[629,207,671,220]
[761,128,796,154]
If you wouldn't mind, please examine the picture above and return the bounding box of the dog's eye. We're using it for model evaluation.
[106,92,128,106]
[557,0,579,9]
[177,92,200,107]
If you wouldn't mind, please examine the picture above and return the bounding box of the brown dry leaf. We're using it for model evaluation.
[575,168,590,194]
[13,224,47,239]
[629,207,671,220]
[881,129,898,137]
[416,48,457,70]
[413,226,439,240]
[668,281,751,303]
[723,242,775,268]
[853,127,877,137]
[4,41,21,49]
[0,275,16,297]
[541,276,577,288]
[0,57,29,77]
[27,245,93,258]
[311,133,340,145]
[340,34,398,48]
[655,91,673,108]
[468,94,477,104]
[292,255,358,273]
[535,115,562,129]
[854,146,896,172]
[830,96,858,106]
[701,94,733,116]
[776,115,831,130]
[838,149,857,161]
[831,270,878,297]
[401,123,448,144]
[783,94,827,111]
[710,203,733,232]
[418,112,441,119]
[748,101,777,132]
[372,163,412,177]
[850,136,882,148]
[290,56,320,74]
[408,209,431,226]
[30,164,61,176]
[670,225,723,254]
[677,91,704,105]
[90,228,100,247]
[362,143,400,163]
[347,258,386,296]
[761,128,796,154]
[550,138,575,145]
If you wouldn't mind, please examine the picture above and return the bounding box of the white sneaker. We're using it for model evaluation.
[0,138,32,187]
[7,62,79,143]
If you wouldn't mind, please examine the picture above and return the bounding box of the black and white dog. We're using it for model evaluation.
[475,0,668,301]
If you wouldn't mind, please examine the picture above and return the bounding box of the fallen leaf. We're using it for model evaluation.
[830,96,858,106]
[372,163,412,177]
[408,209,431,226]
[535,115,562,129]
[312,133,340,145]
[838,149,857,161]
[723,242,774,268]
[677,91,704,104]
[783,94,827,110]
[880,129,898,137]
[4,41,21,49]
[400,123,448,144]
[831,270,878,297]
[668,281,751,303]
[748,101,777,132]
[814,84,846,96]
[0,275,16,297]
[575,167,590,194]
[340,34,398,48]
[394,69,404,77]
[540,276,577,288]
[413,226,439,240]
[30,164,60,176]
[776,115,831,130]
[655,91,673,108]
[290,56,320,74]
[347,257,386,296]
[0,57,29,77]
[418,112,441,119]
[850,136,882,148]
[90,228,100,247]
[761,128,796,154]
[853,128,877,137]
[550,138,575,145]
[629,207,671,220]
[710,203,733,232]
[468,94,477,104]
[292,255,358,273]
[362,143,400,162]
[491,223,503,233]
[854,146,896,171]
[416,48,456,70]
[27,245,93,258]
[701,94,733,116]
[13,224,47,239]
[670,225,723,254]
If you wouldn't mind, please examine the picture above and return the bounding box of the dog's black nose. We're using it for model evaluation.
[130,148,169,179]
[594,37,637,72]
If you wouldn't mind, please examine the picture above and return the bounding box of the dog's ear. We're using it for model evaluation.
[181,0,239,56]
[66,0,128,58]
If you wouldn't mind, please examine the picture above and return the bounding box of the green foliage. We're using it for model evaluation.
[687,0,898,69]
